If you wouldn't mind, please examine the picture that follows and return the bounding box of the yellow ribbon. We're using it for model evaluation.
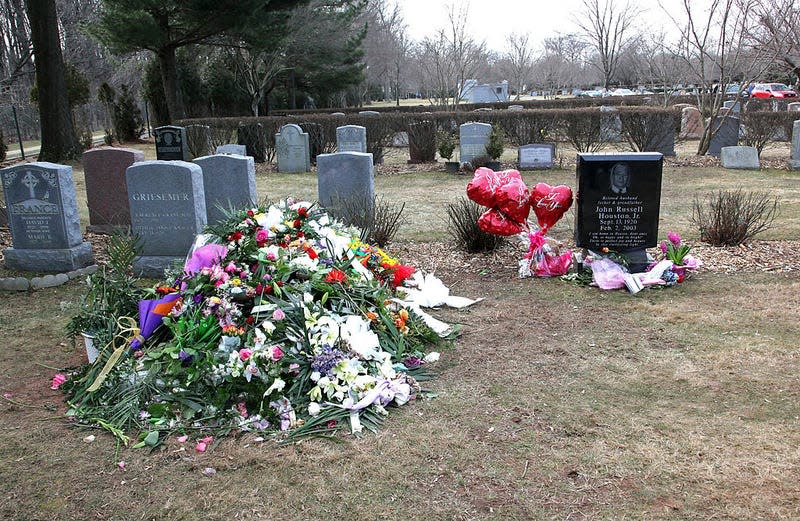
[86,317,141,393]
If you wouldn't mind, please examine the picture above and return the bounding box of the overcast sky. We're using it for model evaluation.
[397,0,709,53]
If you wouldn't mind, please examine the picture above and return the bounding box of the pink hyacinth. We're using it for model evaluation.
[667,231,681,247]
[51,373,66,390]
[660,241,669,254]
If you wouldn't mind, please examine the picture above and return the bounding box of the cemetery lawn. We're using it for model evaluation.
[2,159,800,519]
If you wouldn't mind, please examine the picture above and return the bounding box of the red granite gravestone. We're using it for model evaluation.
[83,147,144,232]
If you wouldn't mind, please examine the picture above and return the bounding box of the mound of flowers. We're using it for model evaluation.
[61,199,446,447]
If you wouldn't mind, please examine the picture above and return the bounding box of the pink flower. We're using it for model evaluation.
[271,345,284,362]
[255,228,270,243]
[239,349,253,361]
[660,241,668,254]
[237,402,249,418]
[667,231,681,247]
[176,435,189,443]
[266,252,277,261]
[117,461,126,470]
[224,261,238,273]
[195,435,213,452]
[50,373,66,390]
[272,308,285,321]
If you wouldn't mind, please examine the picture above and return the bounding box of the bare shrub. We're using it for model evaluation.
[692,190,779,246]
[740,111,783,156]
[618,107,678,153]
[447,197,505,253]
[325,195,405,247]
[557,108,607,153]
[186,125,212,158]
[209,124,236,149]
[407,120,437,162]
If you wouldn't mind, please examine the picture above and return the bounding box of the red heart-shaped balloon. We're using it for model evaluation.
[530,183,573,232]
[477,208,524,236]
[466,167,501,208]
[495,176,530,223]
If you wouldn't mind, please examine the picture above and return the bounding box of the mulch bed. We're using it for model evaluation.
[3,225,794,279]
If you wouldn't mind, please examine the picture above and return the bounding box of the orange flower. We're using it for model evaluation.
[366,311,378,322]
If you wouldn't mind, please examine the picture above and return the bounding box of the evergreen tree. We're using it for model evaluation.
[89,0,305,122]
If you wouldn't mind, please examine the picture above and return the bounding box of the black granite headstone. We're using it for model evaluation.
[575,153,663,260]
[155,126,188,161]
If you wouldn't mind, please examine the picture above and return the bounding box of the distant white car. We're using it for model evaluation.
[580,90,604,98]
[609,88,636,96]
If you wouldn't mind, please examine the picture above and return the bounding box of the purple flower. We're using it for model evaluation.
[660,241,668,254]
[184,244,228,276]
[667,231,681,247]
[193,294,204,304]
[178,350,193,366]
[402,356,423,369]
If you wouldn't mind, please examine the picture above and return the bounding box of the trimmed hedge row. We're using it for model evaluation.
[179,105,798,163]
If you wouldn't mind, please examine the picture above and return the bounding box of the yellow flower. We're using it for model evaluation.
[231,278,241,287]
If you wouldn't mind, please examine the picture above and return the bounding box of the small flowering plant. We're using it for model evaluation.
[660,231,691,266]
[61,198,443,446]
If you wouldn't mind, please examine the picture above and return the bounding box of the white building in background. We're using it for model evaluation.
[459,79,509,103]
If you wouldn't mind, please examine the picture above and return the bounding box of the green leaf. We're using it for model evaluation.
[143,430,159,447]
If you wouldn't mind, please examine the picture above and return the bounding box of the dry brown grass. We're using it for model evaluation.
[2,142,800,520]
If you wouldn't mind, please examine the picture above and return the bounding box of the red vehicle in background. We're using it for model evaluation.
[750,83,797,98]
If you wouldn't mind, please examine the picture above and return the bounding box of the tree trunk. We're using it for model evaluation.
[26,0,80,161]
[157,47,186,123]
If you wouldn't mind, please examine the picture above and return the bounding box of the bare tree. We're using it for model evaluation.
[745,0,800,87]
[416,1,487,109]
[663,0,788,154]
[574,0,640,89]
[502,33,535,100]
[361,0,410,105]
[532,34,590,96]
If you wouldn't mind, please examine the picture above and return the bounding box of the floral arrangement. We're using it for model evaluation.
[571,232,701,291]
[60,199,444,448]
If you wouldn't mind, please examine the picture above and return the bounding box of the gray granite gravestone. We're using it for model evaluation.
[788,102,800,112]
[83,147,144,232]
[600,106,622,142]
[508,105,524,111]
[1,162,93,271]
[275,124,311,173]
[155,125,188,161]
[723,100,742,113]
[194,154,257,224]
[186,124,212,159]
[680,107,703,139]
[790,120,800,170]
[575,153,664,271]
[216,144,248,156]
[459,122,492,165]
[316,152,374,224]
[707,116,739,156]
[721,146,760,169]
[518,143,555,169]
[126,161,207,277]
[336,125,367,153]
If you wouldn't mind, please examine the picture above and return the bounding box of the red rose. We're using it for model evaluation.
[293,219,302,229]
[298,207,308,218]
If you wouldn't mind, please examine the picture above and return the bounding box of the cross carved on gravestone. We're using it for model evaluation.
[21,172,38,199]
